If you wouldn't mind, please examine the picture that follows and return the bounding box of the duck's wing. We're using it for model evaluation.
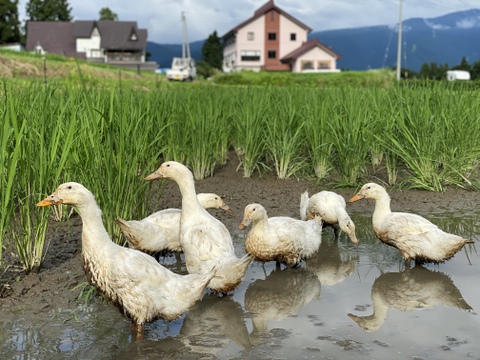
[146,208,181,224]
[116,218,169,252]
[181,220,235,260]
[381,212,440,236]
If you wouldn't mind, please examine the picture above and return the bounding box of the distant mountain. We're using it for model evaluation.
[147,9,480,72]
[147,40,204,68]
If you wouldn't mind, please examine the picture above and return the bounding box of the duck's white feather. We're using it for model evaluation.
[349,182,472,263]
[37,182,214,339]
[116,193,231,255]
[300,190,358,244]
[145,161,252,294]
[240,203,323,266]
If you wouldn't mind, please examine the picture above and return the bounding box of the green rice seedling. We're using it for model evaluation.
[300,89,336,179]
[182,88,231,180]
[72,281,97,305]
[0,83,27,263]
[265,90,307,179]
[380,83,480,191]
[71,88,165,242]
[6,84,78,271]
[12,193,50,273]
[231,87,269,178]
[328,87,370,186]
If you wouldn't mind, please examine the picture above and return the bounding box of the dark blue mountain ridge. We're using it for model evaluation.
[147,9,480,72]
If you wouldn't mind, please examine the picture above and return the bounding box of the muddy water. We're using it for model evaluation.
[1,211,480,360]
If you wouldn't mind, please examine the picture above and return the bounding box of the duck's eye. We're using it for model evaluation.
[68,186,72,189]
[166,164,170,167]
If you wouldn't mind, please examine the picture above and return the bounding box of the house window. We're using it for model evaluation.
[241,50,260,61]
[268,50,276,59]
[301,61,314,70]
[268,32,276,41]
[247,32,254,41]
[318,61,331,69]
[290,33,296,41]
[91,49,102,58]
[130,32,138,41]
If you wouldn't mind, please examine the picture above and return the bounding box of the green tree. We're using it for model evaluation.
[419,62,430,79]
[453,56,470,72]
[201,30,223,70]
[0,0,21,44]
[470,60,480,80]
[26,0,72,21]
[99,7,118,21]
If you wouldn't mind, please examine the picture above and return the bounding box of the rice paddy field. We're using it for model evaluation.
[1,75,480,272]
[1,54,480,359]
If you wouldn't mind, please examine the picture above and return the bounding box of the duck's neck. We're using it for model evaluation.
[372,194,392,225]
[176,173,206,218]
[252,216,271,234]
[76,201,113,252]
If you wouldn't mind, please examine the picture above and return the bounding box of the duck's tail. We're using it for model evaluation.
[208,254,254,294]
[115,218,136,246]
[300,190,309,221]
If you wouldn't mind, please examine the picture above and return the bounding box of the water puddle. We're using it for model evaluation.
[1,210,479,359]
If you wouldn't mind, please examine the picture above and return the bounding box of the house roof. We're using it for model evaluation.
[25,21,77,57]
[74,21,147,50]
[281,38,342,62]
[222,0,312,39]
[25,20,147,57]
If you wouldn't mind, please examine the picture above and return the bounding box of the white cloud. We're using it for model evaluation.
[18,0,480,44]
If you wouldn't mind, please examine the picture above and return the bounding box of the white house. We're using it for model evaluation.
[221,0,341,73]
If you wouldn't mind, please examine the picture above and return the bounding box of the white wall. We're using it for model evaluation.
[76,27,102,58]
[292,47,338,73]
[279,16,308,58]
[234,16,265,70]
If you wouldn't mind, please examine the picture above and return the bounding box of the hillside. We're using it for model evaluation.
[147,9,480,72]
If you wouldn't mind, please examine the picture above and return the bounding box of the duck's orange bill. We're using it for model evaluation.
[144,171,163,181]
[349,194,362,203]
[36,195,62,207]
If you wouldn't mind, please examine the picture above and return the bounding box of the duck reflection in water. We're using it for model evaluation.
[348,265,472,332]
[180,294,251,355]
[245,266,321,340]
[305,237,359,286]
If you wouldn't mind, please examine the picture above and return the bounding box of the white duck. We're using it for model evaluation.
[37,182,216,340]
[348,265,472,332]
[349,182,473,264]
[300,190,358,244]
[239,203,323,266]
[115,193,232,260]
[145,161,253,294]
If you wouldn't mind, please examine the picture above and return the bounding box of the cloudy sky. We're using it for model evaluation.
[18,0,480,44]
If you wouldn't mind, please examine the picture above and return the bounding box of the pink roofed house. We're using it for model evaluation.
[221,0,341,73]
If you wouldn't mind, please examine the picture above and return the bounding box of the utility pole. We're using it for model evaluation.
[181,12,191,59]
[396,0,403,81]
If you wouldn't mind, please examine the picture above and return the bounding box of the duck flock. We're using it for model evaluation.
[36,161,473,340]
